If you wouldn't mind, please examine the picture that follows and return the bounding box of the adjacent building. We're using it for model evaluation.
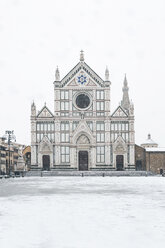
[0,137,26,174]
[31,51,135,171]
[142,134,165,174]
[0,138,6,174]
[141,134,158,149]
[135,134,165,174]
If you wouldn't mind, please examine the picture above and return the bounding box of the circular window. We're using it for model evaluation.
[76,94,90,109]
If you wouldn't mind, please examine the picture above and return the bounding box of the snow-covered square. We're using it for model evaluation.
[0,177,165,248]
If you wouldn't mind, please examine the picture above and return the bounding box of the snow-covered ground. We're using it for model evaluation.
[0,177,165,248]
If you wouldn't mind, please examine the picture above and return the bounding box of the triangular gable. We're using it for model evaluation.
[39,135,53,152]
[37,106,54,118]
[111,106,128,117]
[67,76,97,87]
[77,134,90,144]
[86,79,97,87]
[113,135,127,153]
[73,120,92,136]
[114,134,125,144]
[72,120,94,144]
[67,79,78,86]
[60,62,104,87]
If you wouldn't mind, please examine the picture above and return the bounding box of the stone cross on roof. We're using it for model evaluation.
[118,108,122,116]
[43,108,47,116]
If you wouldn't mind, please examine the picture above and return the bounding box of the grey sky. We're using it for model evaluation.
[0,0,165,146]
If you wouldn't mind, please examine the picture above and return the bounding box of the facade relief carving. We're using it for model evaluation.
[77,135,90,145]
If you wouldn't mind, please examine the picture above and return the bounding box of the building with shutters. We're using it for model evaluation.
[31,51,135,171]
[0,137,26,174]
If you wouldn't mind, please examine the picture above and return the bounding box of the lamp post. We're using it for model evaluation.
[3,130,16,175]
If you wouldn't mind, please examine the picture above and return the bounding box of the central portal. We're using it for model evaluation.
[42,155,50,171]
[116,155,124,171]
[79,151,88,171]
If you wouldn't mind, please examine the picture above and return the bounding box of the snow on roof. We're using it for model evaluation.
[146,147,165,152]
[141,134,158,145]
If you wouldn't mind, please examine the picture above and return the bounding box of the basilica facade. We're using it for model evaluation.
[31,52,135,171]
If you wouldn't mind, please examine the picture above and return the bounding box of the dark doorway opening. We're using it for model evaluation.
[116,155,124,171]
[136,160,142,171]
[79,151,88,171]
[42,155,50,171]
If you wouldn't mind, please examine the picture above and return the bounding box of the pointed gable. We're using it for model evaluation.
[114,135,126,144]
[77,135,90,144]
[67,79,78,86]
[111,106,128,118]
[37,106,54,118]
[60,62,105,87]
[113,135,127,153]
[73,120,92,135]
[39,135,53,153]
[86,79,97,87]
[72,120,94,145]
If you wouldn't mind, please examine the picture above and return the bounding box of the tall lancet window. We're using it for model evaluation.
[96,90,104,100]
[96,146,105,163]
[96,122,105,142]
[61,122,70,143]
[60,90,69,116]
[61,146,70,163]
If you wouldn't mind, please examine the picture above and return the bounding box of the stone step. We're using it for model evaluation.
[25,170,157,177]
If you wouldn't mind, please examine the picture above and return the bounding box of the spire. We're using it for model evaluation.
[80,50,84,62]
[124,73,128,87]
[121,74,130,111]
[105,66,109,81]
[55,66,60,81]
[31,101,36,116]
[31,100,35,107]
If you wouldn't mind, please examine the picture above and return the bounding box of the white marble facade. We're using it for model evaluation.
[31,51,135,171]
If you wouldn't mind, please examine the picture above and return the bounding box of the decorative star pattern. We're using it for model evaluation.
[78,75,87,85]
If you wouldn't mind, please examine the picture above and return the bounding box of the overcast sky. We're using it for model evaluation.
[0,0,165,146]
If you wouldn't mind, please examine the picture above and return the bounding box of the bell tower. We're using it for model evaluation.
[121,74,130,111]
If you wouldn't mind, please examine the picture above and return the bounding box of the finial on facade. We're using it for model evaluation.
[105,66,109,81]
[44,102,46,106]
[55,66,60,81]
[148,133,151,139]
[31,100,36,108]
[121,74,130,111]
[31,100,36,116]
[124,73,128,86]
[31,100,35,107]
[80,50,84,62]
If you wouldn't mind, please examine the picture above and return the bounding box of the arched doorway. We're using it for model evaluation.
[42,155,50,171]
[116,155,124,171]
[76,134,90,171]
[79,151,88,171]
